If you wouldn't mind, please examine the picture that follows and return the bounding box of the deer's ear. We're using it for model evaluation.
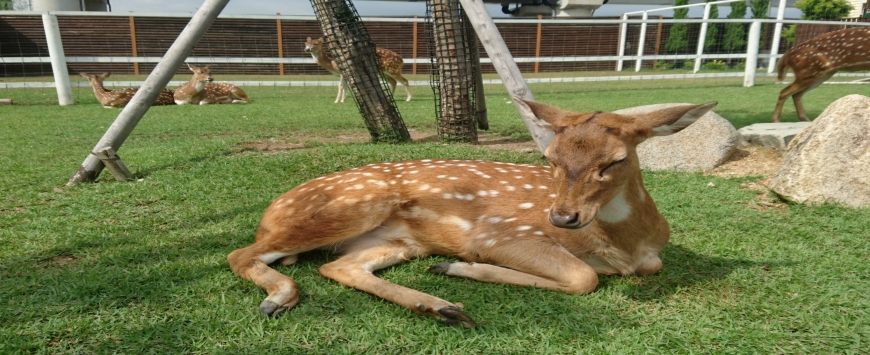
[634,102,717,137]
[306,36,312,41]
[78,72,88,78]
[204,65,210,70]
[514,97,575,128]
[100,72,110,79]
[187,63,195,71]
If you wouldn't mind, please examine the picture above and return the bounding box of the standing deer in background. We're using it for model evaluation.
[79,72,174,108]
[772,27,870,122]
[227,99,717,327]
[304,37,412,103]
[174,64,249,105]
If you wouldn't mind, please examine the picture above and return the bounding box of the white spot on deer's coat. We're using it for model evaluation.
[487,217,503,224]
[598,189,631,223]
[517,225,532,231]
[519,203,534,209]
[420,184,431,191]
[354,184,364,190]
[441,215,472,231]
[484,240,496,247]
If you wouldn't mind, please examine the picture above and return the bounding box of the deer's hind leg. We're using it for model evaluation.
[318,229,474,328]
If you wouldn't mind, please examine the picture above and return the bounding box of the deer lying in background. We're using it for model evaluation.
[772,27,870,122]
[304,37,412,103]
[79,72,174,108]
[227,99,717,327]
[174,64,249,105]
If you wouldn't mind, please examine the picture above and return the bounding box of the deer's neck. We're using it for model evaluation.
[311,49,339,75]
[88,81,109,95]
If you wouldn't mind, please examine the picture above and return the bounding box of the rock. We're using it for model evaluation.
[616,103,739,172]
[737,122,812,151]
[768,95,870,208]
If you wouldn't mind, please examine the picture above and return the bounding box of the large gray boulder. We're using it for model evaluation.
[769,95,870,208]
[737,122,812,151]
[616,103,739,172]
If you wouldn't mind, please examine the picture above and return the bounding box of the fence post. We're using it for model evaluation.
[535,14,542,74]
[616,14,627,71]
[129,16,139,75]
[744,21,761,87]
[277,13,285,76]
[42,13,73,106]
[693,2,712,73]
[767,0,788,73]
[413,15,418,75]
[635,11,648,72]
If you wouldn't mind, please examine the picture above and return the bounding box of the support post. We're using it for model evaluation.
[277,13,285,76]
[458,0,553,153]
[42,13,73,106]
[693,2,712,73]
[413,15,419,75]
[67,0,231,185]
[744,21,761,87]
[534,14,542,74]
[96,148,134,181]
[635,11,648,72]
[767,0,787,73]
[616,13,628,71]
[130,16,140,75]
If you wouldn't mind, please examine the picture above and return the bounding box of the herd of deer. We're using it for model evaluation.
[79,64,249,108]
[83,29,868,327]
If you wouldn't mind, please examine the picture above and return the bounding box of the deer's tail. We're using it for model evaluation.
[776,53,789,81]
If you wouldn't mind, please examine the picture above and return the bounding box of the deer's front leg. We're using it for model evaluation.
[318,242,475,328]
[429,238,599,295]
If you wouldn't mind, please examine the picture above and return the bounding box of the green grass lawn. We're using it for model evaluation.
[1,81,868,353]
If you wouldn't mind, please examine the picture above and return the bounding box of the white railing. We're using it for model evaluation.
[2,11,870,105]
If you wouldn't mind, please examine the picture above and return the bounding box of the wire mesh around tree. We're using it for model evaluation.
[426,0,483,143]
[309,0,410,143]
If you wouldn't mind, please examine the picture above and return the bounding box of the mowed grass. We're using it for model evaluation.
[1,79,869,353]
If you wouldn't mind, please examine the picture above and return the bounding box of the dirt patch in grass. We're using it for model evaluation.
[707,146,789,211]
[234,129,539,156]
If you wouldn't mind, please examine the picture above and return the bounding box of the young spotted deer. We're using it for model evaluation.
[174,64,249,105]
[304,37,412,103]
[772,27,870,122]
[227,99,717,327]
[79,72,174,108]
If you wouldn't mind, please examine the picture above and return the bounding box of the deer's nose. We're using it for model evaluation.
[207,78,213,82]
[549,211,582,229]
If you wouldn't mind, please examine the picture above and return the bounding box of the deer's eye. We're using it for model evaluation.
[598,158,625,178]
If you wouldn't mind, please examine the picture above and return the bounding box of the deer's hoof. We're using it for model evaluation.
[259,299,288,318]
[427,262,453,274]
[437,306,475,328]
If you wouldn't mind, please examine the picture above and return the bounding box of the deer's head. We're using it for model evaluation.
[519,99,717,229]
[79,72,111,86]
[304,37,323,54]
[187,64,213,84]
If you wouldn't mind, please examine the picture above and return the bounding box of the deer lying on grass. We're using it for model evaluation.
[227,99,717,327]
[174,64,249,105]
[79,72,175,108]
[772,27,870,122]
[304,37,412,103]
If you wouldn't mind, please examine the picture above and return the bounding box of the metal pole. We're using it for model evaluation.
[744,21,761,87]
[42,13,73,106]
[767,0,787,73]
[635,11,648,72]
[67,0,231,185]
[693,2,712,73]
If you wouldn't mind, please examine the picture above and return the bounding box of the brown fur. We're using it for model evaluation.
[79,72,174,108]
[772,28,870,122]
[303,36,411,103]
[174,64,249,105]
[227,100,718,327]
